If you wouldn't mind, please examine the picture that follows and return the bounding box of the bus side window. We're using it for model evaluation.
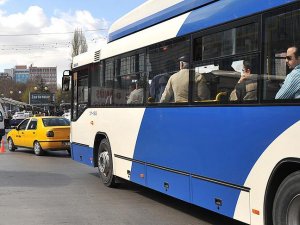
[263,8,300,101]
[194,57,259,103]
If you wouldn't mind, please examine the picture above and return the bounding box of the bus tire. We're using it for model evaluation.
[7,137,15,152]
[97,138,116,187]
[272,171,300,225]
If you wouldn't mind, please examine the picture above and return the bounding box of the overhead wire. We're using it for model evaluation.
[0,37,107,52]
[0,28,108,37]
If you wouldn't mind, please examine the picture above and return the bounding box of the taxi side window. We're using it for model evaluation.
[18,119,29,130]
[28,121,37,130]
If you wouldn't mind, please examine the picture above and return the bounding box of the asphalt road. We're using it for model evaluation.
[0,136,246,225]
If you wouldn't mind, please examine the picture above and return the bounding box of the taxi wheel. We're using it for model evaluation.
[33,141,44,156]
[7,138,16,152]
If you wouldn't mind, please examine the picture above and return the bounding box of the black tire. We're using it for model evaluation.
[97,138,117,187]
[273,171,300,225]
[33,141,44,156]
[7,137,16,152]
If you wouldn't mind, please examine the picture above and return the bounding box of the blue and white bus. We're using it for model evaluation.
[62,1,300,224]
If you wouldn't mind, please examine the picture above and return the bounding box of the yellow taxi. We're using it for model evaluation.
[7,116,70,156]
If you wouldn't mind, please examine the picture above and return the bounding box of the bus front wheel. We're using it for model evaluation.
[272,171,300,225]
[97,138,116,187]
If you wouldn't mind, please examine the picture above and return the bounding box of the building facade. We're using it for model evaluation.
[29,66,57,92]
[1,65,58,91]
[14,65,30,83]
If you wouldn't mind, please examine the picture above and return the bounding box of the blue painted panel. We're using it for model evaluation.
[133,106,300,186]
[147,166,190,202]
[71,143,94,167]
[191,177,245,218]
[177,0,296,37]
[130,162,146,186]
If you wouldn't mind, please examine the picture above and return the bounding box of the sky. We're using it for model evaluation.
[0,0,148,87]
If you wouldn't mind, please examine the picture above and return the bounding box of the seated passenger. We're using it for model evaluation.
[160,57,210,103]
[194,72,210,101]
[150,73,170,102]
[127,80,144,104]
[275,46,300,99]
[229,61,257,101]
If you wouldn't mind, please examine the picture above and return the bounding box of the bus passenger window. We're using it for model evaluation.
[193,57,258,103]
[147,37,190,103]
[263,9,300,101]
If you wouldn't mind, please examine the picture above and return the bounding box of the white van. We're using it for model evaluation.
[0,102,5,141]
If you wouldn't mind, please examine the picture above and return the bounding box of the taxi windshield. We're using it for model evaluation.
[42,118,70,127]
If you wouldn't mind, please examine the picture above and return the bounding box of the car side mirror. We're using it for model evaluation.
[62,70,71,91]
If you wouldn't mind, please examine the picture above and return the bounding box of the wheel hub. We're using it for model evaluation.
[34,143,39,153]
[287,194,300,225]
[99,151,109,176]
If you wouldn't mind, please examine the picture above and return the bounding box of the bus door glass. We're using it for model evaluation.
[72,69,89,120]
[72,72,78,120]
[77,76,88,115]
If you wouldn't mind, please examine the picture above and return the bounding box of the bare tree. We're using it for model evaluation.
[71,28,88,68]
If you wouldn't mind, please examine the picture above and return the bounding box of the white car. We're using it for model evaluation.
[12,111,32,120]
[12,112,26,120]
[62,112,71,121]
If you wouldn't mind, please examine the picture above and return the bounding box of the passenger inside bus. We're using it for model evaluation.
[127,79,144,104]
[149,60,174,102]
[275,46,300,99]
[229,60,257,101]
[160,56,210,103]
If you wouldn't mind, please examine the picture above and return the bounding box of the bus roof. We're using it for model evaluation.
[72,50,98,69]
[108,0,296,43]
[73,0,296,67]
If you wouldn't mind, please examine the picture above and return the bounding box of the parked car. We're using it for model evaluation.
[12,112,27,120]
[62,112,71,121]
[9,118,24,128]
[0,104,4,142]
[7,116,70,156]
[9,111,33,128]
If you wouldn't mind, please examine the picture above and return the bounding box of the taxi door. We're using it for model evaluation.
[14,119,30,147]
[25,119,38,148]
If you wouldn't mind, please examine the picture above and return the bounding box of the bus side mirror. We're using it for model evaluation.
[62,70,71,91]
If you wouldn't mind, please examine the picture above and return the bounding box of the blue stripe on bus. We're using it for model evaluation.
[177,0,296,37]
[108,0,295,43]
[108,0,219,42]
[71,143,94,167]
[131,106,300,217]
